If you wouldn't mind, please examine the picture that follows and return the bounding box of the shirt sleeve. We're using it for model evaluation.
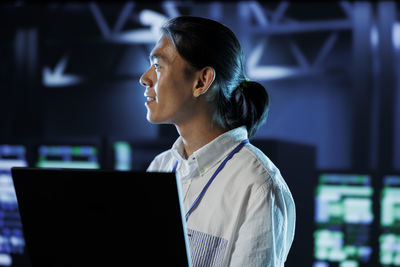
[146,157,158,172]
[228,179,296,267]
[146,150,175,172]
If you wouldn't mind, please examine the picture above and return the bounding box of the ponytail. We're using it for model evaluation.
[219,80,269,138]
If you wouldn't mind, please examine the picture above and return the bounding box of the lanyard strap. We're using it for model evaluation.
[172,139,249,221]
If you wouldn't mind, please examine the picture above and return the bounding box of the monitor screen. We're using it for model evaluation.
[313,173,374,267]
[113,142,132,171]
[380,175,400,266]
[110,139,172,171]
[0,145,28,266]
[36,145,100,169]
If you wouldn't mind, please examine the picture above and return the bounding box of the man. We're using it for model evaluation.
[142,16,295,266]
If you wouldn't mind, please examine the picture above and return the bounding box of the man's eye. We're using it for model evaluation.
[153,63,161,69]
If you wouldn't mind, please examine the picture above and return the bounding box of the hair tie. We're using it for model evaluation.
[238,78,250,92]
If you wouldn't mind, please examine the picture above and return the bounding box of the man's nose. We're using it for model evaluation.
[139,68,153,87]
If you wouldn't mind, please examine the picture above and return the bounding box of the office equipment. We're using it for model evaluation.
[313,173,374,267]
[33,138,103,169]
[380,174,400,266]
[11,168,190,267]
[36,145,99,169]
[113,141,132,171]
[0,145,28,267]
[108,138,174,171]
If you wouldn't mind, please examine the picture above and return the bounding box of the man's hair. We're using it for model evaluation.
[161,16,269,138]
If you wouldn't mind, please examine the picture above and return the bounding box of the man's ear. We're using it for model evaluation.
[193,67,215,98]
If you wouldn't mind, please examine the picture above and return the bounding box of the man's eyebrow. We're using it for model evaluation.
[149,53,168,63]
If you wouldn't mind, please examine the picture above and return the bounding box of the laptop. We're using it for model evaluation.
[11,168,191,267]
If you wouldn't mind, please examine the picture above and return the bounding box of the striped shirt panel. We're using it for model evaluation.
[187,228,228,267]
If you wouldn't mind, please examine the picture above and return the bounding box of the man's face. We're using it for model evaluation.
[140,35,197,125]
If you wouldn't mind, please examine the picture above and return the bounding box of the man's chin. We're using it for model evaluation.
[146,113,175,125]
[146,115,164,124]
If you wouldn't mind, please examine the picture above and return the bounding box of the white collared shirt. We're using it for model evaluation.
[147,126,296,267]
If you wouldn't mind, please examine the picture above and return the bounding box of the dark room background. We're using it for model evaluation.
[0,1,399,267]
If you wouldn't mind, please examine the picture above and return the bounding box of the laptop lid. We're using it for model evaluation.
[11,167,191,267]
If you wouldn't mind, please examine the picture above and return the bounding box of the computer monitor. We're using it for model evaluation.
[0,144,28,266]
[113,141,132,171]
[33,138,102,169]
[313,172,374,267]
[380,174,400,266]
[108,137,174,171]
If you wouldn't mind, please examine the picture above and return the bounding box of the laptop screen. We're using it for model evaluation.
[11,168,190,267]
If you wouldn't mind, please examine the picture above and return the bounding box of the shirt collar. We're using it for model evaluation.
[171,126,248,177]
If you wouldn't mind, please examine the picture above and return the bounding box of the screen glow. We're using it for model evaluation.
[114,142,132,171]
[380,175,400,266]
[313,173,374,267]
[0,145,28,266]
[36,145,100,169]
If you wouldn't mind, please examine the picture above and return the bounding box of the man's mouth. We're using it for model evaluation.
[145,95,156,105]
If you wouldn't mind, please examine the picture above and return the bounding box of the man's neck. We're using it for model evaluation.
[175,120,226,159]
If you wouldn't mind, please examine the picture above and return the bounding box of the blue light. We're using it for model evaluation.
[247,66,298,80]
[110,29,159,44]
[109,10,168,44]
[42,56,83,87]
[162,1,180,18]
[246,40,299,80]
[313,261,329,267]
[370,24,379,48]
[393,22,400,50]
[89,2,111,37]
[0,254,11,266]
